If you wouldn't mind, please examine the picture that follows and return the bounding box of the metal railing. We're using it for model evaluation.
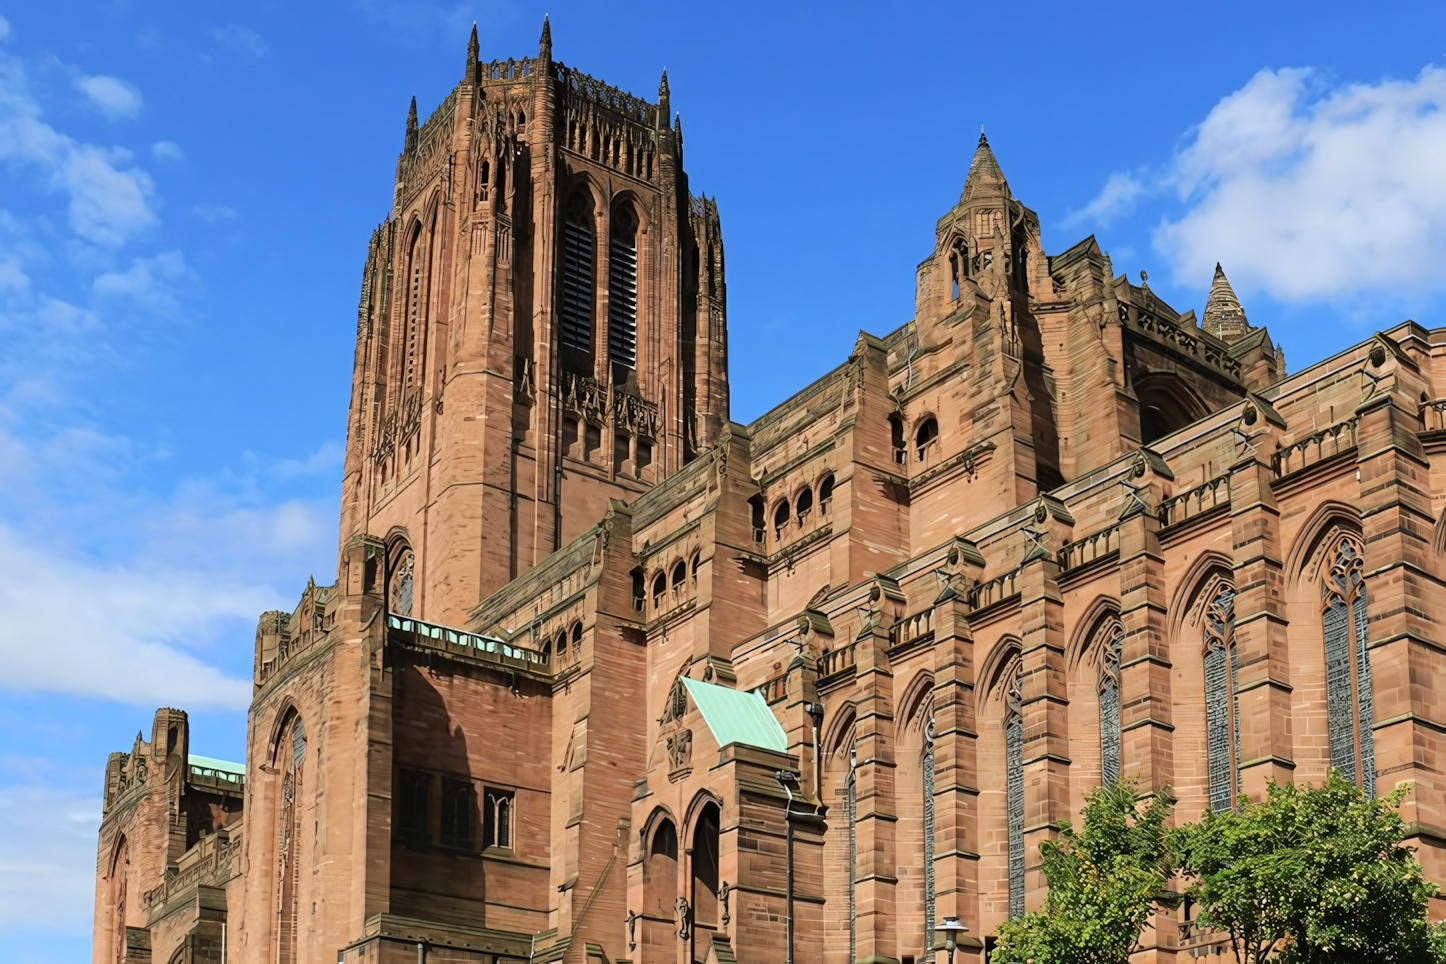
[387,614,549,670]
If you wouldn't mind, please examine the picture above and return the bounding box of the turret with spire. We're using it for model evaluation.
[1201,263,1252,343]
[539,14,552,62]
[657,69,670,130]
[404,96,418,154]
[961,132,1010,203]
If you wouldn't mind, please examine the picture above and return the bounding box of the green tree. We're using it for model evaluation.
[1175,771,1446,963]
[990,781,1175,964]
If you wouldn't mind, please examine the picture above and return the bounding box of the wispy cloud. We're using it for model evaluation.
[193,202,236,222]
[73,75,142,121]
[1064,171,1147,227]
[0,52,157,245]
[93,250,193,312]
[0,785,100,932]
[211,24,268,61]
[1076,65,1446,304]
[150,140,183,163]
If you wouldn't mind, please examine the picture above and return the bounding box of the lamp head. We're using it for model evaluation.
[934,915,968,952]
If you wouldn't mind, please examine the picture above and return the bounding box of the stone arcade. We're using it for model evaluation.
[94,20,1446,964]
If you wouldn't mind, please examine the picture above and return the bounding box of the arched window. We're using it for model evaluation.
[1204,585,1240,812]
[1005,666,1025,918]
[773,499,790,538]
[645,819,679,919]
[915,417,939,461]
[560,191,595,364]
[690,551,701,586]
[1096,618,1124,786]
[631,568,645,612]
[691,802,721,957]
[517,110,526,132]
[478,159,490,202]
[922,719,937,954]
[949,251,961,301]
[389,547,415,617]
[819,473,835,512]
[402,222,429,394]
[109,836,130,964]
[652,572,666,608]
[796,487,813,525]
[571,621,583,650]
[671,561,686,592]
[276,715,307,964]
[484,788,513,849]
[889,414,906,464]
[1323,537,1377,796]
[749,496,765,544]
[556,629,567,657]
[608,204,639,369]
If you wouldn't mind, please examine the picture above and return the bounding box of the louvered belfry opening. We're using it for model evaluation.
[608,203,639,370]
[559,190,595,370]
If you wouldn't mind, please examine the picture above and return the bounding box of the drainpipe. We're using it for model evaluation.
[775,770,798,964]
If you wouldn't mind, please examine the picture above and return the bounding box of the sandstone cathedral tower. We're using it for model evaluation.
[95,21,1446,964]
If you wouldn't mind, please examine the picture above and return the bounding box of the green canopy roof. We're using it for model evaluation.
[681,678,788,754]
[189,754,245,775]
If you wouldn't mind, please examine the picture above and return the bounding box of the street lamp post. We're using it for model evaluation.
[934,915,969,964]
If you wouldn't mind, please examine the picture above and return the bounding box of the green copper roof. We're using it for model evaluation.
[681,678,788,754]
[188,754,245,775]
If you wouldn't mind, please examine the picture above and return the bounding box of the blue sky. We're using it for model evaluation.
[1,1,1444,959]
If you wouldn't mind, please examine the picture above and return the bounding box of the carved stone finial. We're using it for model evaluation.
[465,22,479,78]
[404,96,418,153]
[539,14,552,57]
[961,131,1010,202]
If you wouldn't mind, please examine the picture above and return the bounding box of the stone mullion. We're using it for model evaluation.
[1353,393,1444,888]
[1117,484,1173,793]
[852,624,898,964]
[930,592,981,962]
[1017,552,1068,913]
[1228,453,1294,800]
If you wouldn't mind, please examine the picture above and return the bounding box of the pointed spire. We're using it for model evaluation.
[404,96,418,153]
[539,15,552,59]
[465,22,479,80]
[657,69,670,130]
[1201,262,1252,343]
[961,132,1010,203]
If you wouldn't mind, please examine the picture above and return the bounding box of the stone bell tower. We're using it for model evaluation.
[337,20,730,626]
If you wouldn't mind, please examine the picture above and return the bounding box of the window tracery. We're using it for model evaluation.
[389,548,415,617]
[1096,617,1124,786]
[1323,537,1377,796]
[276,716,306,964]
[1005,662,1025,918]
[1203,585,1240,812]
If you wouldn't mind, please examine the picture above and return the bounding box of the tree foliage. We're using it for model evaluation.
[1174,772,1446,964]
[990,781,1176,964]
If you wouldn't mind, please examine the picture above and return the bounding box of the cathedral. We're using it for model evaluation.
[93,20,1446,964]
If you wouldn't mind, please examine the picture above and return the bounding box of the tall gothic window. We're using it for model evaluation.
[277,716,307,964]
[1097,618,1124,786]
[922,719,937,955]
[847,747,858,964]
[1005,665,1025,918]
[608,205,639,368]
[1204,586,1240,812]
[1323,537,1377,796]
[389,548,414,617]
[560,193,595,360]
[403,222,429,394]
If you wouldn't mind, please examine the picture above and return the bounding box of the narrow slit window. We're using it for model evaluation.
[559,193,595,359]
[482,788,514,850]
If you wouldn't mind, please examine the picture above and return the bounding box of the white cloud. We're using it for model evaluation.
[93,250,191,311]
[74,75,142,121]
[151,140,183,163]
[1081,65,1446,303]
[0,257,27,292]
[1065,171,1147,227]
[0,785,100,932]
[0,524,259,710]
[0,52,157,245]
[212,24,268,61]
[0,17,10,43]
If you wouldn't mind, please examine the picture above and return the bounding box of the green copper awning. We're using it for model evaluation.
[188,754,245,775]
[681,678,788,753]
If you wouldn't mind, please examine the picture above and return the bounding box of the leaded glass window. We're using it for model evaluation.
[1204,586,1239,812]
[1097,619,1124,786]
[1005,667,1025,918]
[1323,537,1377,796]
[923,719,936,953]
[847,749,857,964]
[389,549,414,617]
